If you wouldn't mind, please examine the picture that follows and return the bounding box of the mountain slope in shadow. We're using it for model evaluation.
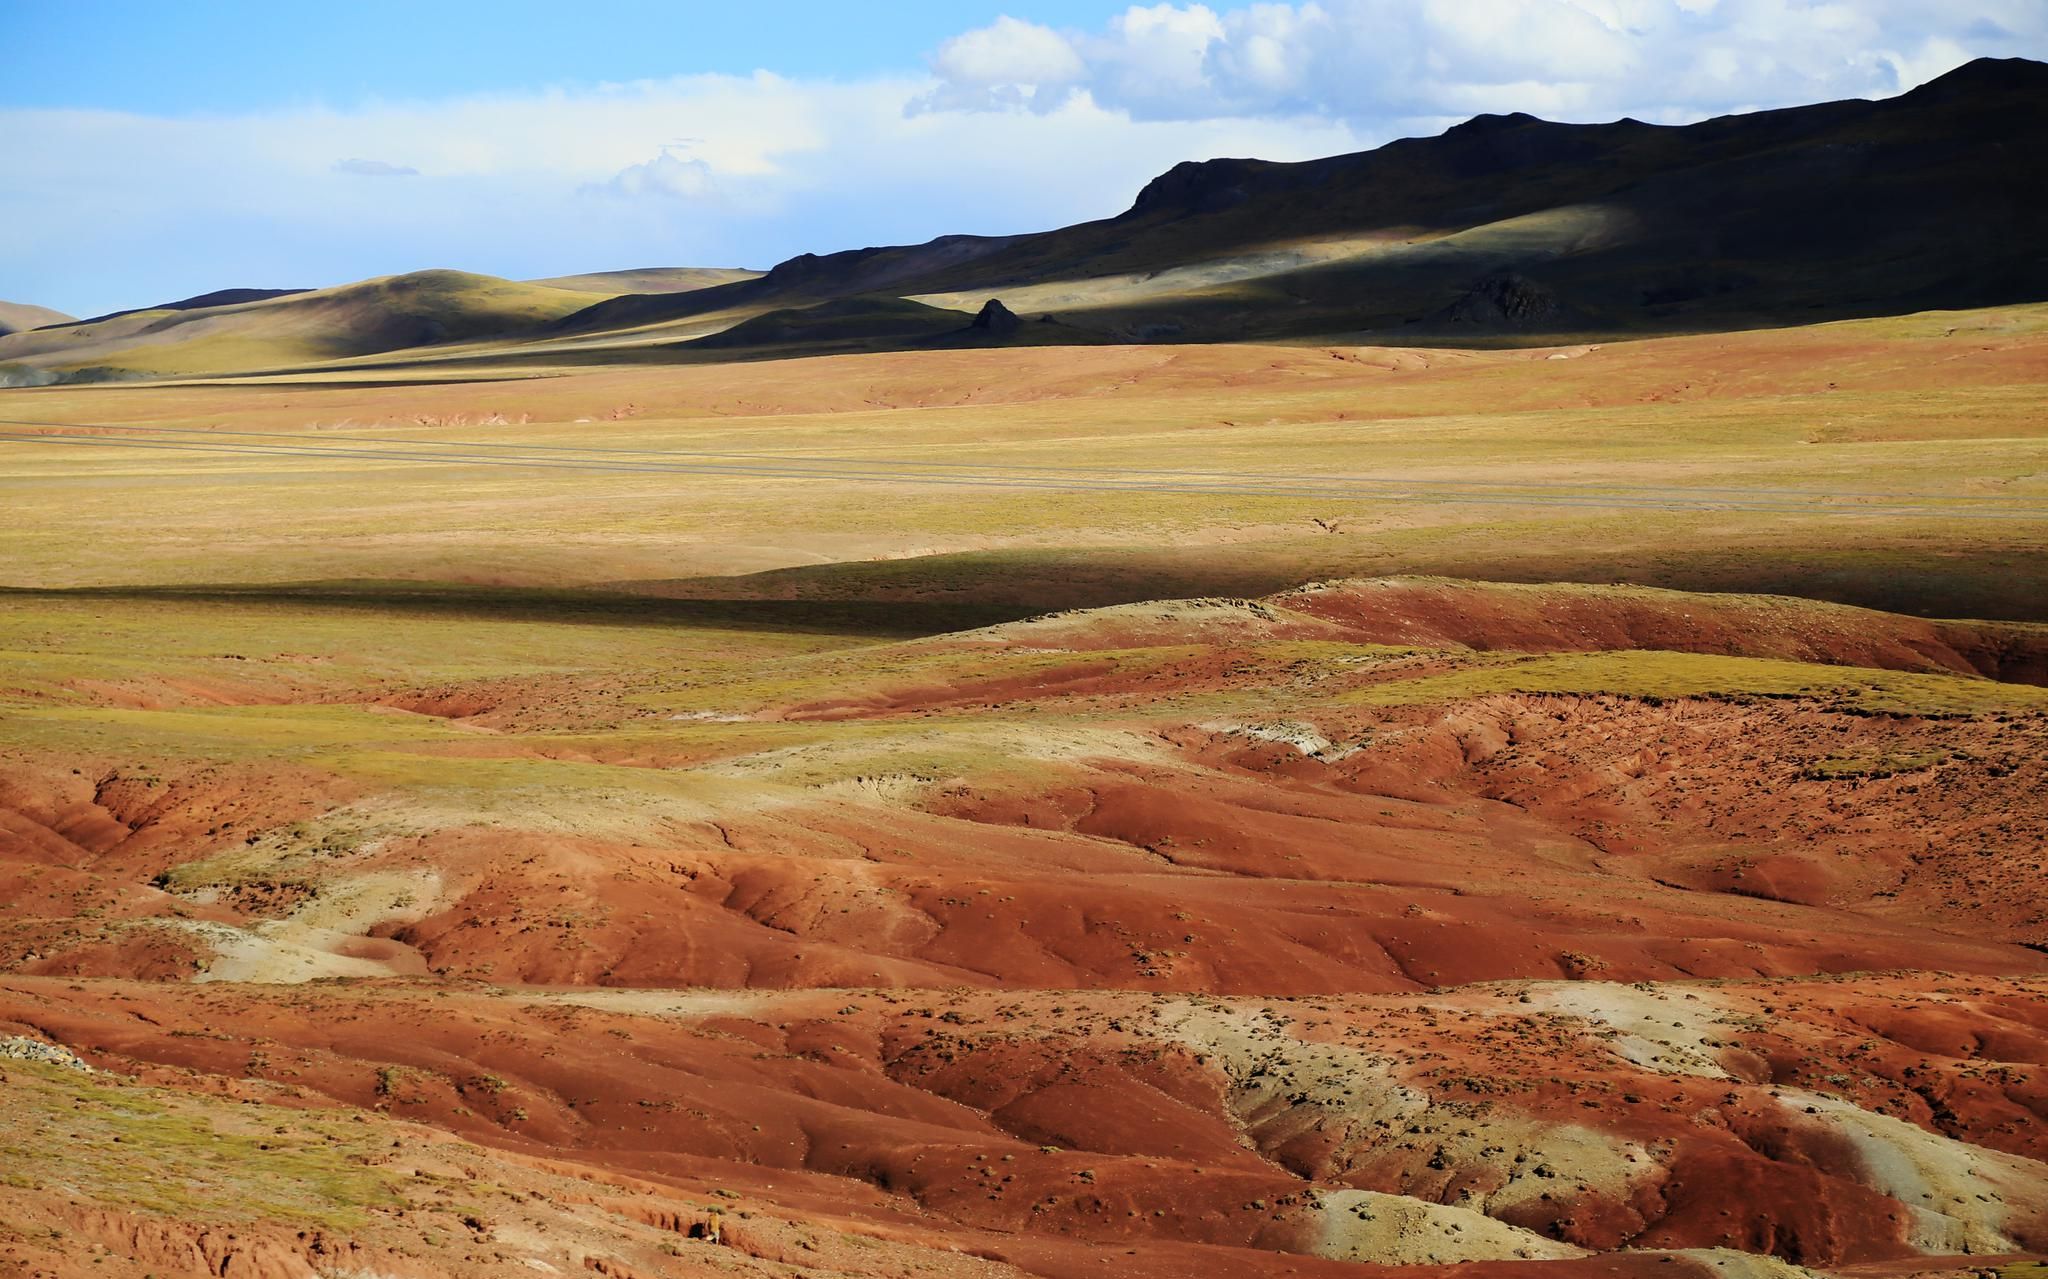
[560,56,2048,348]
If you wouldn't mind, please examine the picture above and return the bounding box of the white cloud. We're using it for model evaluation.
[927,0,2047,124]
[1080,4,1228,115]
[593,149,719,200]
[1418,0,1639,84]
[922,16,1088,110]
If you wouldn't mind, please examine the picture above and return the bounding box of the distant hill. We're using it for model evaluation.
[0,270,611,382]
[556,56,2048,348]
[8,57,2044,379]
[683,297,975,353]
[552,236,1020,337]
[661,294,1106,359]
[0,301,75,337]
[75,288,310,327]
[526,267,760,294]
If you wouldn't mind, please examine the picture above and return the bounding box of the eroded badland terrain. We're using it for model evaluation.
[4,57,2048,1279]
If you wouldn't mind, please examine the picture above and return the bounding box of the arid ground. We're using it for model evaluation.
[3,305,2047,1278]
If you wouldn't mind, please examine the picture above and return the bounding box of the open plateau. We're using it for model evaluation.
[2,47,2047,1279]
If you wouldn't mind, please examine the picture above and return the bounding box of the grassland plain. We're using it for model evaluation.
[2,305,2044,619]
[2,306,2047,1277]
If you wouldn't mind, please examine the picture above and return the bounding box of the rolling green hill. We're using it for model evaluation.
[526,265,760,294]
[0,270,614,383]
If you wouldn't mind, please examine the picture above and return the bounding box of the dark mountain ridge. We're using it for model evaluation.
[557,56,2048,345]
[9,57,2044,379]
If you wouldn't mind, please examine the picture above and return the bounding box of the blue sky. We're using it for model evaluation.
[4,1,2044,317]
[2,2,1132,114]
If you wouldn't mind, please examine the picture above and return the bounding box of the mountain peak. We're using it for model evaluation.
[1444,110,1542,134]
[1900,54,2048,103]
[1125,157,1268,218]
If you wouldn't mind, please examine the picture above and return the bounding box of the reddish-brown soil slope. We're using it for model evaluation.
[947,580,2048,684]
[3,579,2045,1275]
[4,973,2045,1272]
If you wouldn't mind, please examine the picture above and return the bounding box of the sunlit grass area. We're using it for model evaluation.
[0,1061,402,1229]
[1350,649,2048,715]
[1,307,2043,621]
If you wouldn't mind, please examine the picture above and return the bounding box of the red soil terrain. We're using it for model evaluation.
[1275,580,2048,685]
[4,973,2046,1275]
[1,579,2045,1277]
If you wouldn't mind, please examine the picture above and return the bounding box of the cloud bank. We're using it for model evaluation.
[928,0,2045,123]
[1,1,2040,316]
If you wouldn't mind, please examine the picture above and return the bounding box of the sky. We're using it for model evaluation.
[3,0,2044,317]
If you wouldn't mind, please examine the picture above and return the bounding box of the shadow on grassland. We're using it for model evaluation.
[0,581,1018,639]
[6,530,2043,645]
[621,539,2048,627]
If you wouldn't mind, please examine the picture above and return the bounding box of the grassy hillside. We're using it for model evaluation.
[74,287,311,326]
[526,265,760,293]
[0,270,613,383]
[0,300,74,336]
